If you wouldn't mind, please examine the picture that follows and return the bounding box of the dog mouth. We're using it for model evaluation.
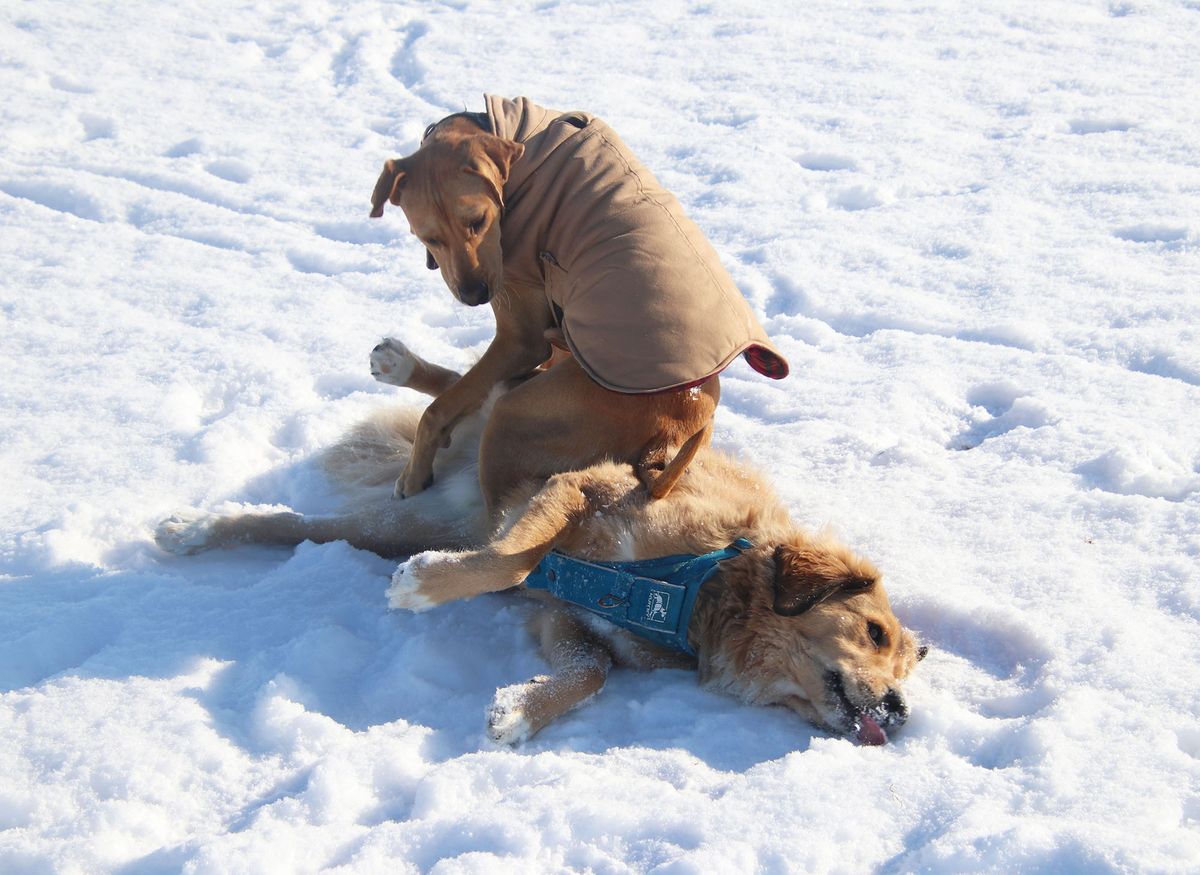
[825,673,908,746]
[456,280,492,307]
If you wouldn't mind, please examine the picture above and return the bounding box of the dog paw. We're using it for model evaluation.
[388,551,453,612]
[487,677,548,745]
[154,510,218,555]
[394,465,433,499]
[370,337,417,387]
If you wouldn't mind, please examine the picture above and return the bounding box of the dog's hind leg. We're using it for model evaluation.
[487,607,613,744]
[156,489,484,558]
[636,416,713,501]
[388,466,638,611]
[370,337,462,397]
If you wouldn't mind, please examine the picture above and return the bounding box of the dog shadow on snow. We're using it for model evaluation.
[0,538,819,774]
[3,448,818,776]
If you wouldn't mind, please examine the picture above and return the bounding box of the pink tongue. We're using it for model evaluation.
[856,714,888,746]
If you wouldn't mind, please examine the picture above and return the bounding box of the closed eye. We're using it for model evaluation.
[467,216,487,236]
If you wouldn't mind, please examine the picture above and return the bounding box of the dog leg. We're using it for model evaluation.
[370,337,461,397]
[637,417,713,501]
[477,359,719,521]
[398,326,548,500]
[487,607,613,744]
[156,491,482,558]
[388,468,636,610]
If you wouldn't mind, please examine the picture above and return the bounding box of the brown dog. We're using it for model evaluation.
[369,97,787,513]
[157,340,923,745]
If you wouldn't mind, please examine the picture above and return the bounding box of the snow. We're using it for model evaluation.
[1,0,1198,871]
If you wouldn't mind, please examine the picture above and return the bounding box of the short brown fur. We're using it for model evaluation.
[369,116,714,511]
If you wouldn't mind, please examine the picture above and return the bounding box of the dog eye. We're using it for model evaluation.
[867,622,885,647]
[468,217,487,236]
[424,237,442,248]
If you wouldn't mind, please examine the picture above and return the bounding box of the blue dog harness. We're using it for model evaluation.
[522,538,753,656]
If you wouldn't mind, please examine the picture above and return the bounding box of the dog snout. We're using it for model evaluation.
[457,280,491,306]
[879,688,908,728]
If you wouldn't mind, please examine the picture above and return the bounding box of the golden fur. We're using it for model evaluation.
[158,342,924,745]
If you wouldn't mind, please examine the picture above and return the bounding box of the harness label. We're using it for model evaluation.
[645,590,671,623]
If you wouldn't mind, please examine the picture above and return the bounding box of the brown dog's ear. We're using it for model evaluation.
[426,250,438,270]
[772,545,875,616]
[370,158,408,218]
[464,136,524,209]
[477,135,524,183]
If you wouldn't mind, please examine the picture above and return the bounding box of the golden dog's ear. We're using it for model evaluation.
[772,545,875,616]
[370,158,408,218]
[426,250,438,270]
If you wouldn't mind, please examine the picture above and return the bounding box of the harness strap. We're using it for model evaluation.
[523,538,753,656]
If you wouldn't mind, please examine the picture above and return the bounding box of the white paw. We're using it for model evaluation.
[154,510,218,555]
[387,551,448,612]
[487,678,546,745]
[370,337,416,386]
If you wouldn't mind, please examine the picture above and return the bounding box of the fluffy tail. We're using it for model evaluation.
[321,406,420,490]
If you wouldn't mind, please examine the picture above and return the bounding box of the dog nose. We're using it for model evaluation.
[880,688,908,727]
[458,281,490,306]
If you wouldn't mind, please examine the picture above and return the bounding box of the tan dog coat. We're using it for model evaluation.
[484,95,788,394]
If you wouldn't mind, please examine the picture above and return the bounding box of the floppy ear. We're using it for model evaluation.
[426,250,438,270]
[477,135,524,183]
[369,158,407,218]
[772,545,875,616]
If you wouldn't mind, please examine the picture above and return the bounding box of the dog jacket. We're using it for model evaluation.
[485,95,789,394]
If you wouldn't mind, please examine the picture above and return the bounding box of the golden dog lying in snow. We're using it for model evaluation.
[157,340,924,744]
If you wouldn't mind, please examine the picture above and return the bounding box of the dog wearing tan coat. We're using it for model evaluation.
[367,96,788,514]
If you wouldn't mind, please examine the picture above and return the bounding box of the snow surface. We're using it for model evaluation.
[2,0,1199,871]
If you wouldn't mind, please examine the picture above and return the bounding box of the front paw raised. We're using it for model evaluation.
[370,337,417,387]
[388,551,456,612]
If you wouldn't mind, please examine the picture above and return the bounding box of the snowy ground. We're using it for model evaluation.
[2,0,1199,871]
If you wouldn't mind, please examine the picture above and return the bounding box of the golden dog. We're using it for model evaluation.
[157,340,923,745]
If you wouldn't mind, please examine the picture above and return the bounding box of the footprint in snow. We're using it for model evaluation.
[80,113,115,141]
[0,178,116,223]
[830,185,887,211]
[928,242,971,260]
[1075,446,1199,502]
[1113,224,1188,244]
[900,597,1055,769]
[164,137,205,158]
[797,152,857,172]
[1068,118,1133,134]
[390,21,430,88]
[49,73,94,94]
[949,382,1054,450]
[204,159,253,184]
[287,249,380,276]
